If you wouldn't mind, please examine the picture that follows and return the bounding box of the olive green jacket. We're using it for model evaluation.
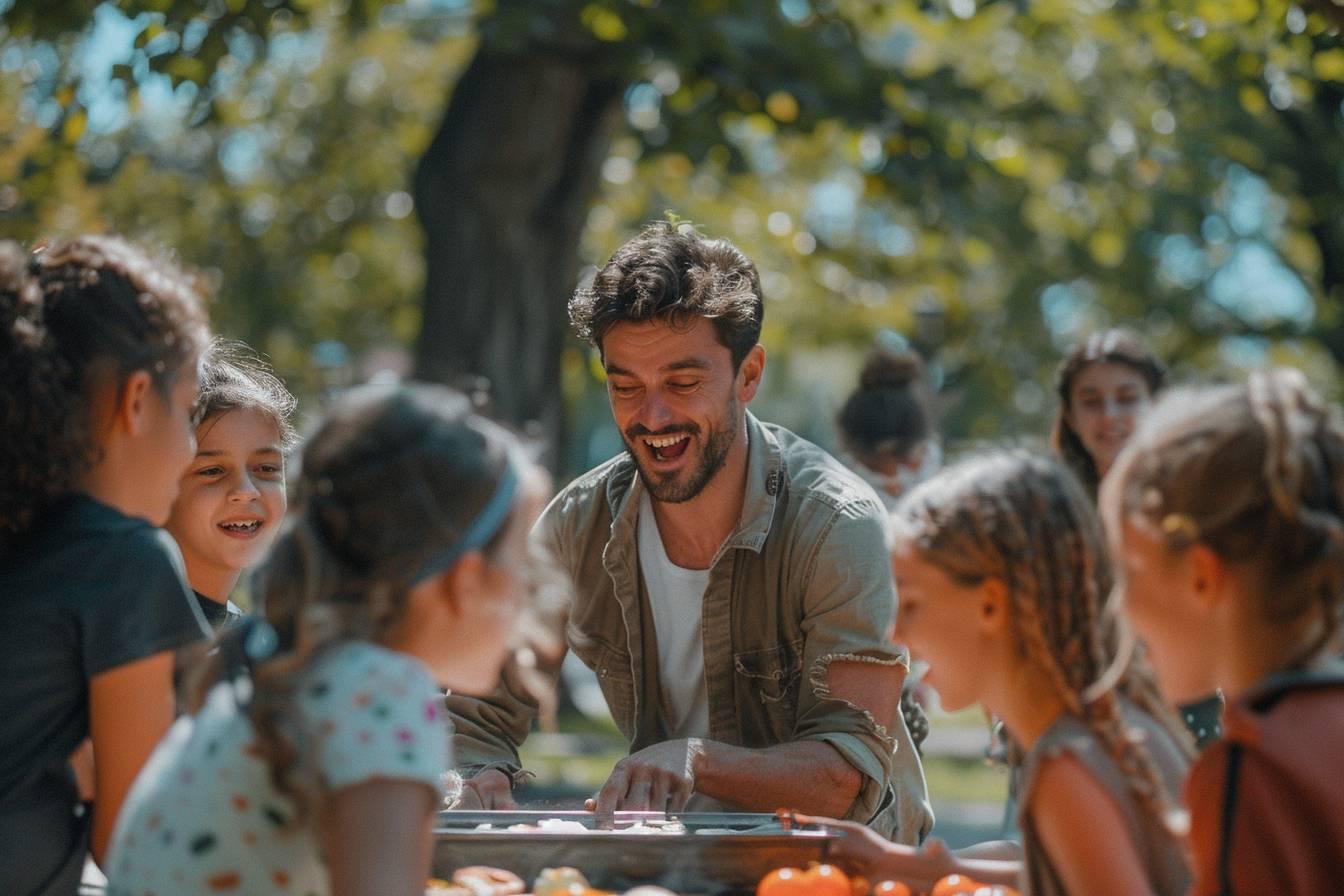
[445,414,933,843]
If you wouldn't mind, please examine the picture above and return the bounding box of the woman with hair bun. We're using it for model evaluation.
[837,331,940,511]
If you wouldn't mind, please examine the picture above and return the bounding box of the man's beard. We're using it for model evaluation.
[624,400,739,504]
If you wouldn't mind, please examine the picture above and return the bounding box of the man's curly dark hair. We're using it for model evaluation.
[568,220,764,369]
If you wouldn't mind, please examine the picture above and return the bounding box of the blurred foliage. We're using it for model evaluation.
[3,0,1343,460]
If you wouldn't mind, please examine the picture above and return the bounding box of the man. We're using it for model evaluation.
[447,222,932,842]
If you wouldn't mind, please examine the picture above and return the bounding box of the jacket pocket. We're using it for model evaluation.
[733,641,803,742]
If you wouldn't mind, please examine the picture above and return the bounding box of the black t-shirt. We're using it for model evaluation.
[0,495,207,895]
[192,591,244,631]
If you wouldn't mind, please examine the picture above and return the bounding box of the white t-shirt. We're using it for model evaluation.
[637,493,710,739]
[106,641,447,896]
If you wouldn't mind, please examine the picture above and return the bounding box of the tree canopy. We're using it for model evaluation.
[3,0,1341,467]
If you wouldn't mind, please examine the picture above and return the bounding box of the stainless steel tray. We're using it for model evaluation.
[432,810,834,893]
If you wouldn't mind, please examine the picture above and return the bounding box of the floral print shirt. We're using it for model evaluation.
[107,641,447,896]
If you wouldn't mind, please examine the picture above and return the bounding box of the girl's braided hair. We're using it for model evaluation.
[895,450,1191,834]
[0,236,208,547]
[1111,368,1344,666]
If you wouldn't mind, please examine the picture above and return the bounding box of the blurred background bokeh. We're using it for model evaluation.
[6,0,1344,475]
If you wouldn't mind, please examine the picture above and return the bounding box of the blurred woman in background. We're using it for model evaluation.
[837,330,941,512]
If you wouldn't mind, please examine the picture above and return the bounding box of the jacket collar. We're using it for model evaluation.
[605,411,784,556]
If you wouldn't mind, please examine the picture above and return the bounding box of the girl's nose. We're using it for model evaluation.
[228,473,261,502]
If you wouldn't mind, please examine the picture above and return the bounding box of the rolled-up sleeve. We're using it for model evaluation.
[793,498,933,843]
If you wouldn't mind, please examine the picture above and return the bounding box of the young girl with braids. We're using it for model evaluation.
[811,451,1192,896]
[0,236,211,894]
[166,338,297,630]
[1101,368,1344,894]
[105,383,548,896]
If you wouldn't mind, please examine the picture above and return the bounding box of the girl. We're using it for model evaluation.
[166,338,297,629]
[1051,328,1165,498]
[1050,329,1221,747]
[106,383,548,896]
[1102,368,1344,894]
[837,330,940,512]
[816,452,1192,896]
[0,236,210,893]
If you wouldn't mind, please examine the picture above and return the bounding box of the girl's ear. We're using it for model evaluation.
[1187,543,1225,609]
[978,576,1010,633]
[441,551,490,617]
[112,370,155,437]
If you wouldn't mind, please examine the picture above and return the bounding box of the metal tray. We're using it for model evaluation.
[432,810,834,893]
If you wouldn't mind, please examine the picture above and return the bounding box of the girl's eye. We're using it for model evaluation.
[256,464,282,476]
[196,466,224,477]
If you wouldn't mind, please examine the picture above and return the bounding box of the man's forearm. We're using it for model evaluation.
[693,739,862,817]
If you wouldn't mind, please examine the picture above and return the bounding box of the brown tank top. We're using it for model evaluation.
[1015,701,1192,896]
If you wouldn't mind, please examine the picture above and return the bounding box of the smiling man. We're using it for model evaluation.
[446,222,932,842]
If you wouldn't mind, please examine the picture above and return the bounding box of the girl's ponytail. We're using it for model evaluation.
[0,242,78,545]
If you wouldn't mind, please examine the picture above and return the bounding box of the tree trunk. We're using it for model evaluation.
[412,44,624,466]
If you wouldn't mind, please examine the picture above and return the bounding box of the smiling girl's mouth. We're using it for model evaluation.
[218,520,263,537]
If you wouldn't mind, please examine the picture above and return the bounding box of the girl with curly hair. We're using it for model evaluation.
[0,236,211,893]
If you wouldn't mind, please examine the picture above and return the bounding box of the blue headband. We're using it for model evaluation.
[411,463,519,584]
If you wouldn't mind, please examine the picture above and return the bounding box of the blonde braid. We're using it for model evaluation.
[900,452,1187,839]
[1010,476,1184,834]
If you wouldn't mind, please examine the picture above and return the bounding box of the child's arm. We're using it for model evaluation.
[321,779,437,896]
[88,650,177,863]
[1031,754,1157,896]
[795,815,1021,892]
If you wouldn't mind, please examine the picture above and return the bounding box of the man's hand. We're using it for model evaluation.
[588,739,703,815]
[448,769,517,810]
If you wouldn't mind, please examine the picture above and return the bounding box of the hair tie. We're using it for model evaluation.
[411,463,519,584]
[243,617,280,664]
[1161,513,1200,543]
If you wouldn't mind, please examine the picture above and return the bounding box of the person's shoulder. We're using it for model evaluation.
[763,421,885,517]
[1219,664,1344,786]
[541,453,633,527]
[306,641,437,701]
[12,498,186,605]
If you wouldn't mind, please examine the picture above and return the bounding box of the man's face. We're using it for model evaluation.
[602,317,759,504]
